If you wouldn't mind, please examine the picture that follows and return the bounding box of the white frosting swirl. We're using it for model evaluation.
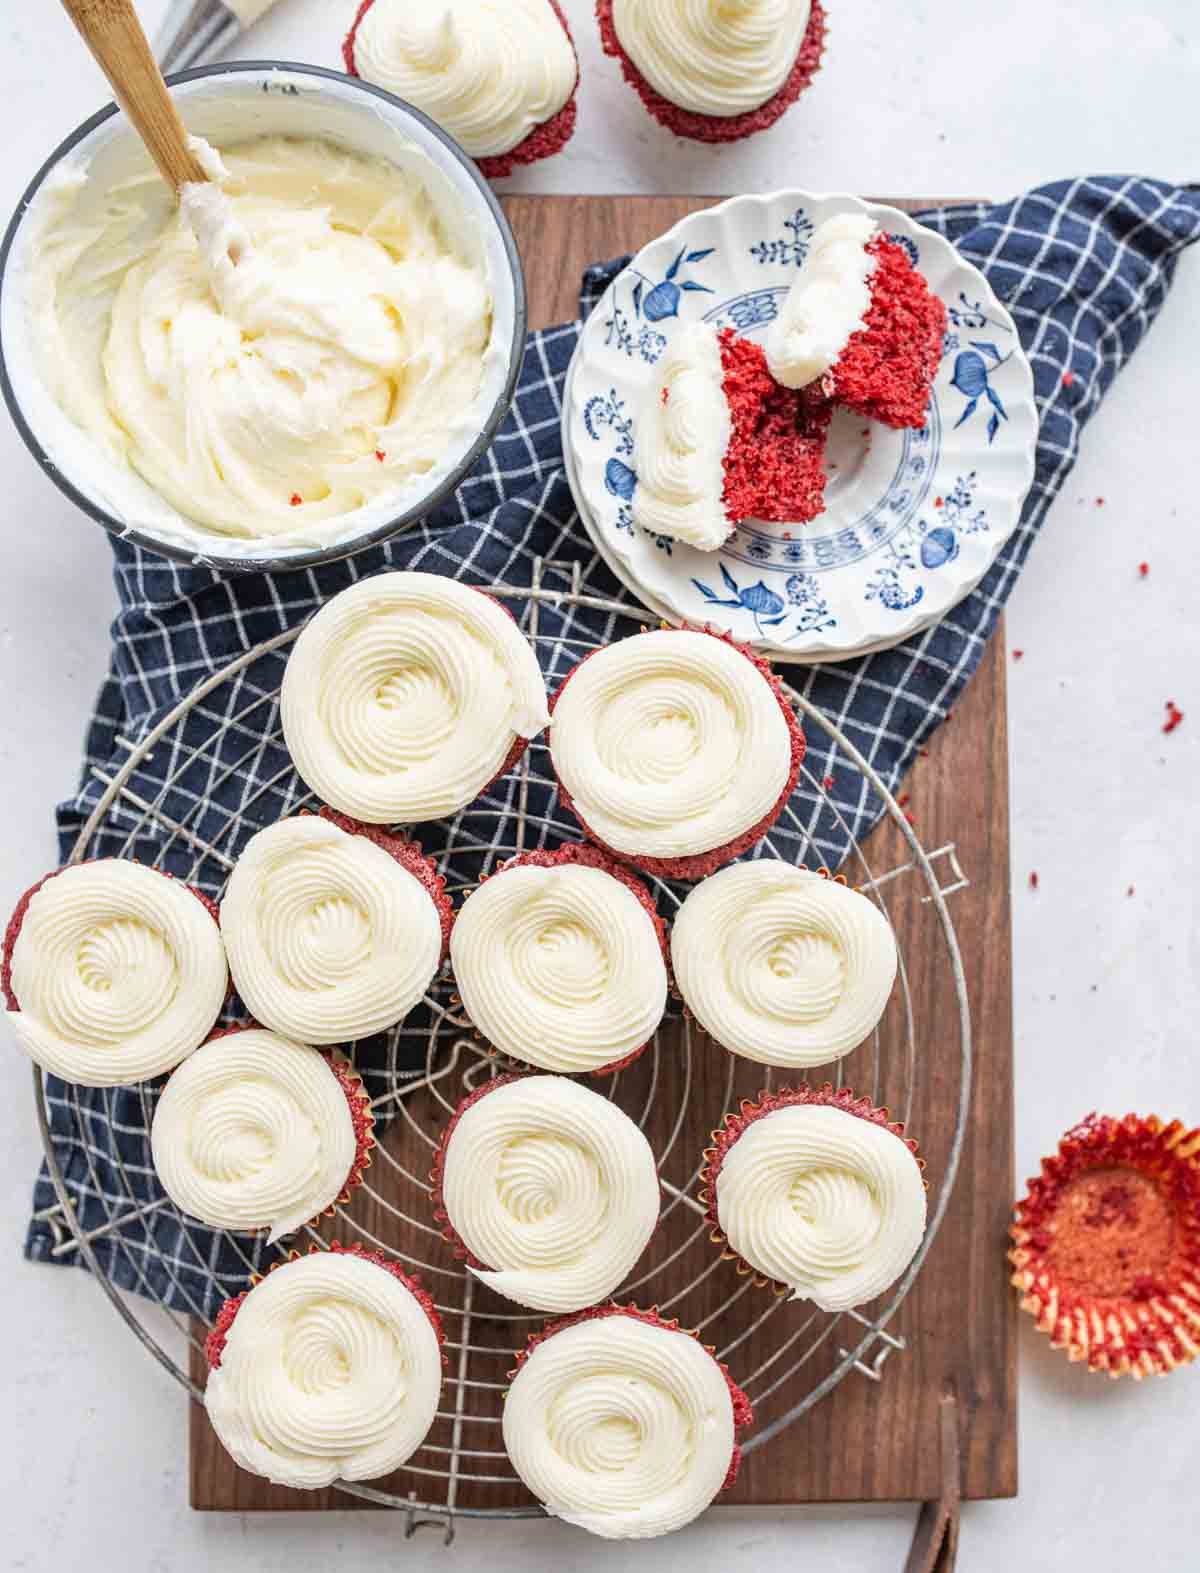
[151,1028,358,1243]
[451,860,667,1072]
[353,0,576,159]
[205,1250,442,1489]
[671,864,897,1067]
[440,1077,659,1310]
[550,630,792,863]
[766,215,879,389]
[281,572,549,824]
[503,1312,736,1538]
[633,323,732,551]
[30,136,492,541]
[611,0,812,117]
[715,1103,926,1311]
[220,814,442,1044]
[6,861,227,1087]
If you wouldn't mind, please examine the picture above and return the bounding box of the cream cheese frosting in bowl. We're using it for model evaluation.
[0,64,524,572]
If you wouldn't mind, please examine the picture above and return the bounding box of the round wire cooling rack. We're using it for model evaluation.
[30,559,972,1541]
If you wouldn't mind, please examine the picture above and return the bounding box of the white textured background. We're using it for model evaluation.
[1,2,1198,1569]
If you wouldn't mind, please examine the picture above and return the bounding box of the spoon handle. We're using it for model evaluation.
[61,0,209,191]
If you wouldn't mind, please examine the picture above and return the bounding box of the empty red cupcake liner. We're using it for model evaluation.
[1010,1112,1200,1379]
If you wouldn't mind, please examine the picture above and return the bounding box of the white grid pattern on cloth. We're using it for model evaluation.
[24,175,1200,1316]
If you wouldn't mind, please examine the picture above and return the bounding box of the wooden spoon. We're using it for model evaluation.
[61,0,209,192]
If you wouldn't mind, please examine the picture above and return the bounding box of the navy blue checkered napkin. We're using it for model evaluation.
[25,177,1200,1313]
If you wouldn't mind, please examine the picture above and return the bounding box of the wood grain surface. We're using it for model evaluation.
[189,195,1016,1513]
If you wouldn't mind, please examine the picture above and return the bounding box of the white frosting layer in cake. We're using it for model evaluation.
[765,213,878,389]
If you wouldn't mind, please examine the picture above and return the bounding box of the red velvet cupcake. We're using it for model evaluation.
[598,0,827,144]
[3,858,227,1087]
[503,1304,752,1537]
[701,1084,927,1311]
[344,0,579,179]
[220,808,452,1046]
[204,1242,444,1490]
[549,626,805,881]
[766,214,948,430]
[1010,1113,1200,1379]
[450,842,669,1075]
[151,1024,377,1242]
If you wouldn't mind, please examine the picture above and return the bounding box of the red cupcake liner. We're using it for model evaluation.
[206,1240,444,1371]
[2,860,223,1015]
[823,236,948,431]
[700,1082,924,1294]
[510,1303,753,1491]
[597,0,827,144]
[719,328,832,527]
[311,806,455,961]
[1009,1112,1200,1379]
[456,841,670,1076]
[550,626,806,882]
[343,0,579,179]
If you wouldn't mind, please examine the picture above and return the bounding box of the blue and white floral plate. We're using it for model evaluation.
[563,192,1037,662]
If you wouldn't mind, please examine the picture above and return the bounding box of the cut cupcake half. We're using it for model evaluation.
[597,0,828,145]
[345,0,579,179]
[766,214,948,430]
[633,323,832,552]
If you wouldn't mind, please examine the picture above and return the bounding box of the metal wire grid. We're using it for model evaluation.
[31,561,972,1540]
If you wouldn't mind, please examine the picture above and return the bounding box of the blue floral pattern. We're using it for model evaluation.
[748,208,815,266]
[604,247,715,363]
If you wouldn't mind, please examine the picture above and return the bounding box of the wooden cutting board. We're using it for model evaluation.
[189,195,1016,1512]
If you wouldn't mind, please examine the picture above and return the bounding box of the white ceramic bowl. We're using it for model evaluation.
[0,63,526,573]
[564,191,1037,662]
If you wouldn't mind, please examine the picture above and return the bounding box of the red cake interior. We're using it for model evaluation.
[828,236,948,430]
[718,329,832,525]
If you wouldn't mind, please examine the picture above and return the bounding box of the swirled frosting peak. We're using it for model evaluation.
[5,860,227,1086]
[220,814,443,1044]
[352,0,576,159]
[450,858,667,1072]
[633,323,732,551]
[766,214,879,389]
[503,1310,739,1538]
[671,863,897,1067]
[438,1076,659,1310]
[714,1100,926,1311]
[611,0,813,117]
[281,572,549,824]
[205,1249,442,1489]
[151,1028,360,1242]
[549,629,792,863]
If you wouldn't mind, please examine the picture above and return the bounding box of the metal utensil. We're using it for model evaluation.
[156,0,282,72]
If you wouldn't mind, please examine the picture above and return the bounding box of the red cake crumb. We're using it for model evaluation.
[1138,562,1149,578]
[718,329,832,526]
[344,0,579,179]
[512,1304,753,1489]
[3,862,221,1014]
[1163,701,1185,735]
[822,236,947,429]
[314,807,455,960]
[550,627,806,881]
[596,0,827,145]
[206,1241,443,1370]
[1010,1112,1200,1378]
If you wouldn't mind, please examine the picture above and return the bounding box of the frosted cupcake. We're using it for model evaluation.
[549,627,805,881]
[205,1242,443,1489]
[345,0,579,179]
[766,215,948,430]
[220,809,450,1044]
[503,1305,752,1539]
[151,1026,375,1242]
[432,1073,660,1311]
[597,0,827,144]
[671,864,897,1068]
[3,860,227,1086]
[633,324,832,551]
[280,572,549,825]
[701,1084,926,1311]
[450,842,669,1074]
